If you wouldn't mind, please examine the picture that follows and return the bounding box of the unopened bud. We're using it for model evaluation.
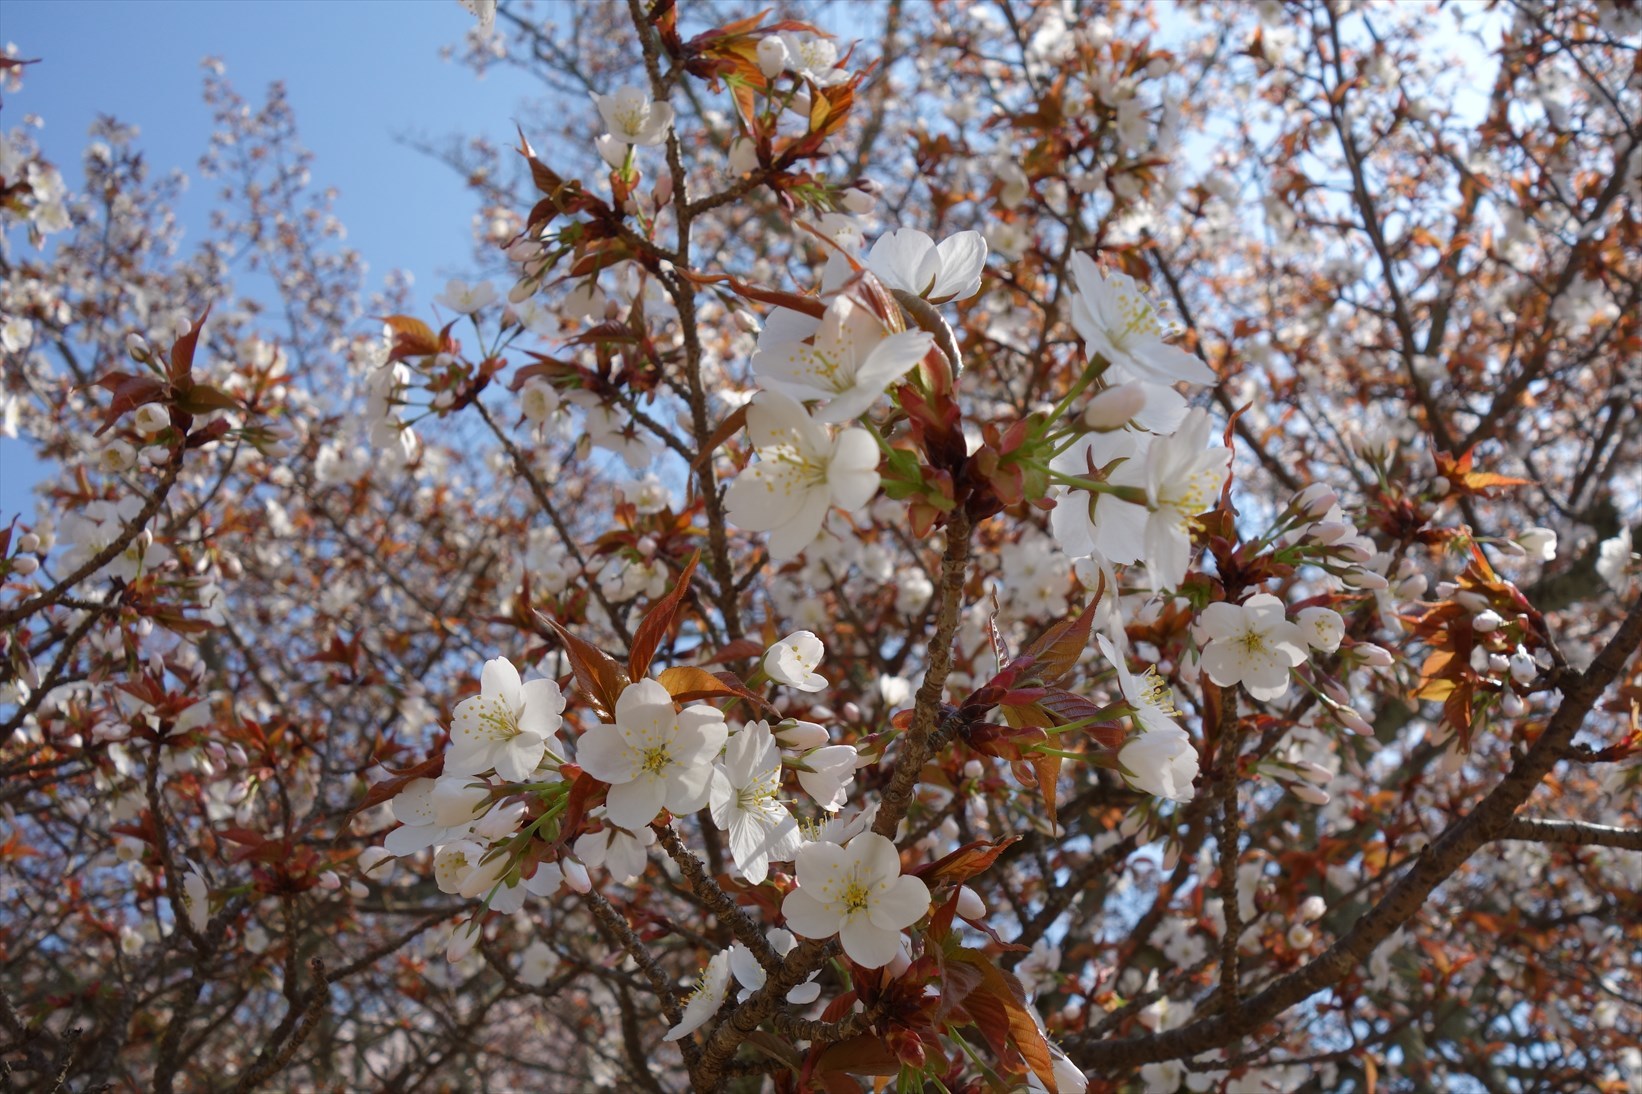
[1472,609,1503,633]
[16,533,39,553]
[774,720,829,751]
[1290,782,1330,805]
[133,403,170,436]
[1356,643,1394,667]
[839,186,875,215]
[358,846,397,880]
[1293,760,1334,785]
[956,886,986,920]
[562,858,591,893]
[11,556,38,576]
[446,919,480,963]
[1082,384,1146,430]
[1335,707,1374,736]
[1499,689,1525,717]
[1515,527,1557,562]
[1298,895,1327,922]
[1295,483,1337,517]
[1509,650,1536,685]
[317,870,342,891]
[126,332,150,359]
[757,35,790,79]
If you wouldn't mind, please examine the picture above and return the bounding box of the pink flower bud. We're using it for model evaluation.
[773,720,829,751]
[1342,568,1387,590]
[562,858,591,893]
[1081,384,1147,430]
[446,919,480,963]
[1290,782,1331,806]
[317,870,341,891]
[1336,707,1373,736]
[1293,760,1334,785]
[1354,643,1393,667]
[1296,483,1337,517]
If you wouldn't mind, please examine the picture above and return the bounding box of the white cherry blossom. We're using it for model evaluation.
[1198,594,1308,701]
[1295,606,1345,653]
[793,742,857,811]
[591,86,675,147]
[779,33,849,86]
[1069,253,1215,386]
[751,294,931,422]
[436,279,498,315]
[764,630,826,691]
[1099,635,1198,802]
[1139,409,1231,590]
[724,391,880,560]
[384,774,489,856]
[573,814,656,883]
[179,867,210,934]
[447,658,564,782]
[781,832,929,967]
[865,227,988,304]
[663,949,733,1042]
[576,678,728,828]
[708,722,802,884]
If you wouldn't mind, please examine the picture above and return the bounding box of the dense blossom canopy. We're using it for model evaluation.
[1,1,1640,1090]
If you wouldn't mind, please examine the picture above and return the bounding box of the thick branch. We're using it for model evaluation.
[872,507,972,840]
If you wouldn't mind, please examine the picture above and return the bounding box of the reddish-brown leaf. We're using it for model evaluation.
[349,752,444,819]
[814,1035,899,1077]
[628,550,701,679]
[541,615,629,720]
[1019,596,1100,686]
[914,835,1021,887]
[168,305,212,385]
[689,404,748,477]
[92,372,167,436]
[654,665,781,718]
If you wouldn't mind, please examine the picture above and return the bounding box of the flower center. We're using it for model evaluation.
[475,697,521,741]
[735,771,781,814]
[640,745,673,776]
[1138,668,1177,714]
[1239,631,1268,656]
[840,881,871,914]
[1114,286,1164,344]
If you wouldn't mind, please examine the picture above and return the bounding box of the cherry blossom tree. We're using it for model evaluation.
[3,1,1640,1091]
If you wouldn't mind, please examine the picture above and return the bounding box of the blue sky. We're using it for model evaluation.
[3,0,539,520]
